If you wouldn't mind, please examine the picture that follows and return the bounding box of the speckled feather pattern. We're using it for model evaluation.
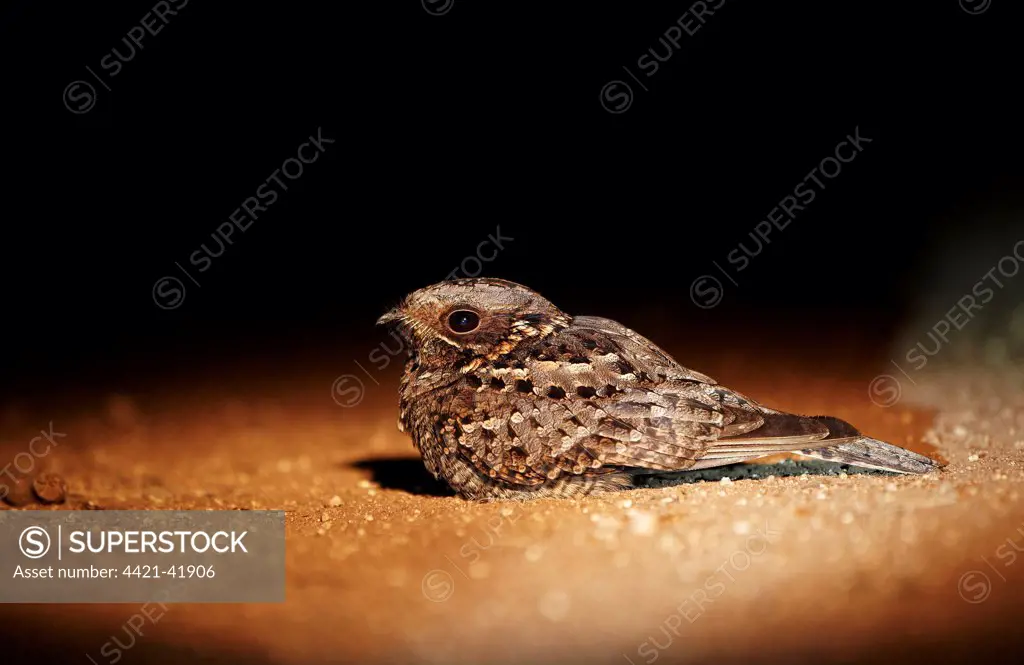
[379,278,941,500]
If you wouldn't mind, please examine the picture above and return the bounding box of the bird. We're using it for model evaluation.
[377,278,943,501]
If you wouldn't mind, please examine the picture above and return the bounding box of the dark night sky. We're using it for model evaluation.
[3,0,1021,399]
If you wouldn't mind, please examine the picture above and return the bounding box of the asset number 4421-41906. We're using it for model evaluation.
[122,565,215,578]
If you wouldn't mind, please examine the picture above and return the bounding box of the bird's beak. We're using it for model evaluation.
[376,308,403,326]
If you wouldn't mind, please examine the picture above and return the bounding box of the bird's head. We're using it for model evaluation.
[376,278,570,365]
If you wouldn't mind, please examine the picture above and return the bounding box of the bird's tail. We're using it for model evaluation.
[685,414,944,475]
[795,416,943,474]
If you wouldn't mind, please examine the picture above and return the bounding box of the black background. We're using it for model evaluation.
[3,0,1020,400]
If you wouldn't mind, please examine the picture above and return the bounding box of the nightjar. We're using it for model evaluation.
[378,278,942,501]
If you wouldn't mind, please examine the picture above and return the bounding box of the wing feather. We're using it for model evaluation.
[439,317,842,484]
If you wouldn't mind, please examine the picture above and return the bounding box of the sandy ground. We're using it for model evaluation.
[2,339,1024,665]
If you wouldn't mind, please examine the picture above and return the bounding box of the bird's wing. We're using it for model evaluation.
[569,316,719,385]
[436,316,833,487]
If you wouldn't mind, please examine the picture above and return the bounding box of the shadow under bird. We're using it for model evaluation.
[377,278,943,501]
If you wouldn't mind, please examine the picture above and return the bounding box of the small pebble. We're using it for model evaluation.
[626,510,657,536]
[2,474,36,507]
[32,473,67,504]
[968,454,980,462]
[720,477,733,485]
[320,512,331,523]
[328,495,343,507]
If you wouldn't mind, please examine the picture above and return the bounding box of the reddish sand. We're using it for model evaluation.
[1,341,1023,665]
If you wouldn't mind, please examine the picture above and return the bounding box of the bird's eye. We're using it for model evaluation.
[446,310,480,334]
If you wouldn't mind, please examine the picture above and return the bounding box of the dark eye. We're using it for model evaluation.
[446,310,480,334]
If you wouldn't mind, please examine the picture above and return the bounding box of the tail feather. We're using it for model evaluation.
[692,413,943,475]
[798,436,942,474]
[799,415,943,474]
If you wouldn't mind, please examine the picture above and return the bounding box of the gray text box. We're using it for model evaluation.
[0,510,285,602]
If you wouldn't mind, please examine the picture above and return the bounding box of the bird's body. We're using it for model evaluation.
[379,278,942,501]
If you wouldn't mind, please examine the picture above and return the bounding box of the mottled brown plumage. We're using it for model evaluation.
[378,278,942,501]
